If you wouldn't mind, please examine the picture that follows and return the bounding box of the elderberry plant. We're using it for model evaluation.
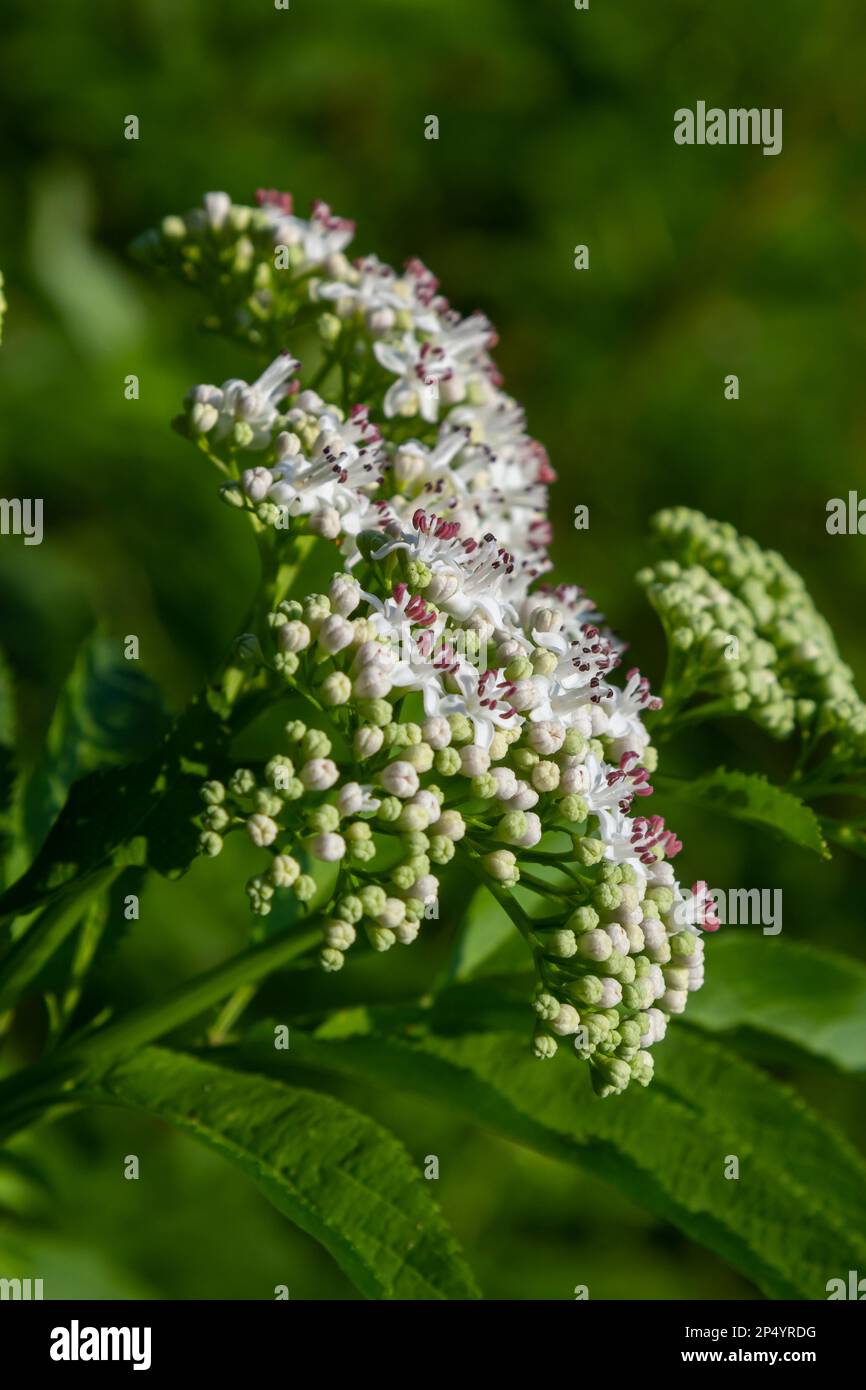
[135,188,729,1098]
[1,190,865,1301]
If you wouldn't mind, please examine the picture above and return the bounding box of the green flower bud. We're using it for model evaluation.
[558,794,588,823]
[617,956,637,984]
[565,975,604,1007]
[591,1055,631,1097]
[428,835,455,865]
[622,980,654,1012]
[471,773,497,800]
[434,747,461,776]
[301,729,332,759]
[265,755,295,788]
[201,805,230,832]
[544,929,577,959]
[199,830,224,857]
[405,560,432,589]
[319,671,352,706]
[391,864,416,891]
[320,947,345,973]
[317,311,342,342]
[447,713,473,743]
[367,926,396,952]
[533,992,561,1022]
[566,905,599,934]
[669,931,698,961]
[532,1030,558,1060]
[284,719,307,743]
[646,885,674,913]
[273,648,301,680]
[376,796,402,822]
[270,855,301,888]
[358,698,393,727]
[631,1051,655,1087]
[562,729,587,757]
[498,810,528,844]
[229,768,256,797]
[359,884,387,916]
[308,803,341,833]
[592,881,623,912]
[294,874,317,903]
[510,748,539,771]
[403,742,434,772]
[201,780,226,806]
[575,836,606,866]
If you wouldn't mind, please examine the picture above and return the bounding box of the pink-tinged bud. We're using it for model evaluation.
[489,765,518,800]
[422,715,451,749]
[380,761,419,798]
[318,614,354,654]
[460,745,490,777]
[508,780,539,811]
[432,809,466,841]
[528,720,566,755]
[300,758,339,790]
[310,832,347,862]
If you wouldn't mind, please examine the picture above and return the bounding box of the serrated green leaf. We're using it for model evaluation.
[686,932,866,1072]
[78,1047,480,1301]
[232,1020,866,1300]
[654,768,829,857]
[24,632,167,852]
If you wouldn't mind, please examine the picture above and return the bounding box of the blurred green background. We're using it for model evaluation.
[1,0,865,1298]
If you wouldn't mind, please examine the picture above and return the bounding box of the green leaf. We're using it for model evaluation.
[78,1047,480,1301]
[0,867,118,1011]
[653,768,829,857]
[686,932,866,1072]
[0,651,21,891]
[233,1019,866,1300]
[23,632,167,852]
[0,687,232,923]
[447,885,526,981]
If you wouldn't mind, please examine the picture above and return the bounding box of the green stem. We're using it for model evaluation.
[208,984,258,1045]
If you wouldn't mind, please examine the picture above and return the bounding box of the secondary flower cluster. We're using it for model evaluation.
[162,188,720,1095]
[641,508,866,766]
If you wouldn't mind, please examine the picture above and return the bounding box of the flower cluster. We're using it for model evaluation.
[167,188,719,1096]
[143,190,553,564]
[642,508,866,764]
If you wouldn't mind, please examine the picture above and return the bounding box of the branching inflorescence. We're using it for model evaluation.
[137,189,721,1097]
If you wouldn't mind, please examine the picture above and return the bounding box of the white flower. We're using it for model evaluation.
[438,666,518,750]
[189,352,300,448]
[263,196,356,265]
